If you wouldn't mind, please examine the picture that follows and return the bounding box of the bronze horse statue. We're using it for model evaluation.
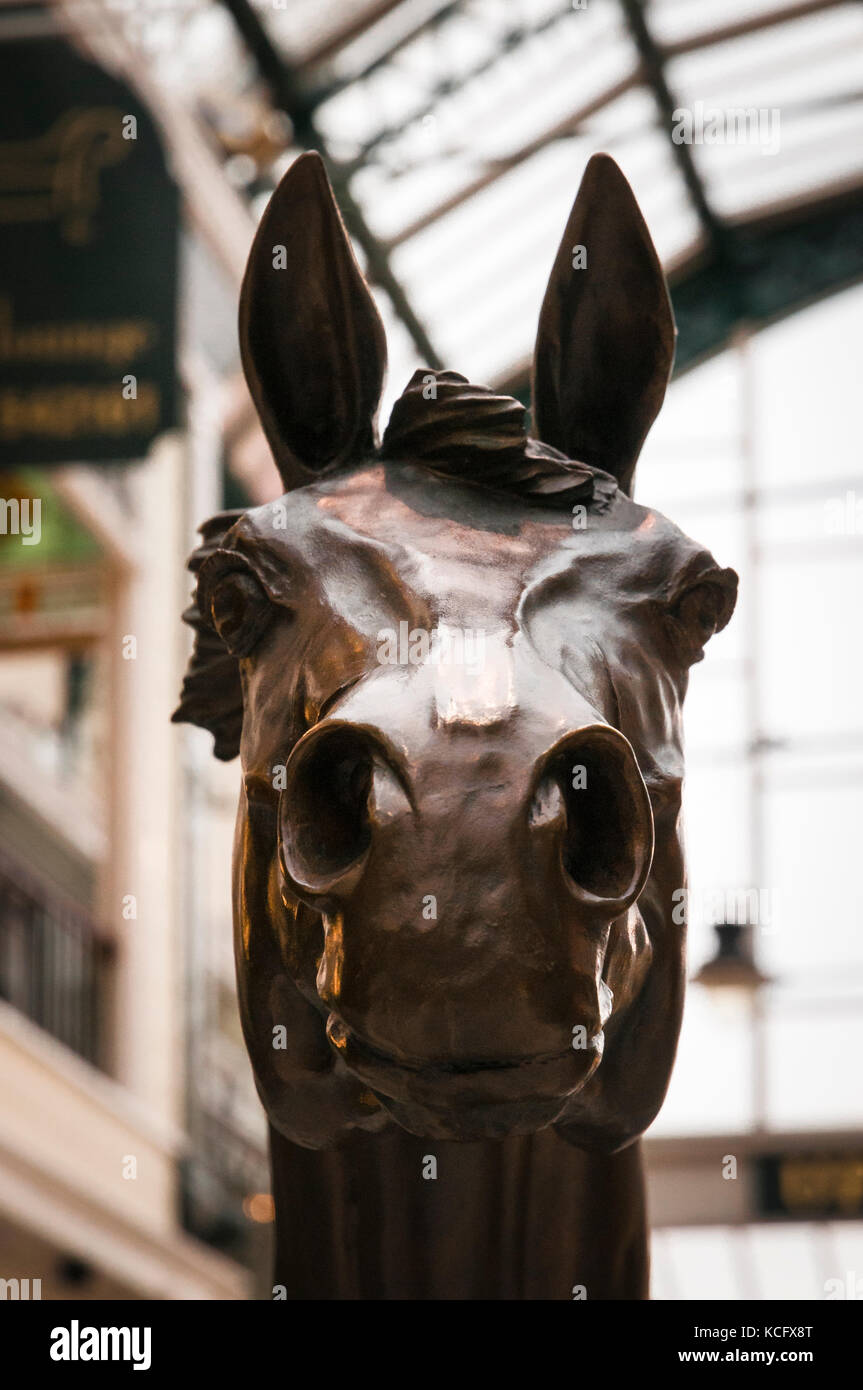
[174,151,737,1299]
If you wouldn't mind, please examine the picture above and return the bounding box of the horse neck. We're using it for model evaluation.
[269,1122,648,1300]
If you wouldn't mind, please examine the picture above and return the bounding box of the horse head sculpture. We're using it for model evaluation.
[174,152,737,1299]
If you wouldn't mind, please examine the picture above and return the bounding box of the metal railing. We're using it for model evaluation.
[0,848,112,1068]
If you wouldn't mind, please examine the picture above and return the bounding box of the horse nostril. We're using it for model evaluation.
[279,724,373,897]
[534,726,654,907]
[279,722,411,900]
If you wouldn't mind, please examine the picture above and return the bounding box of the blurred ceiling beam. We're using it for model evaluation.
[617,0,730,258]
[299,0,413,68]
[304,0,460,80]
[665,0,848,58]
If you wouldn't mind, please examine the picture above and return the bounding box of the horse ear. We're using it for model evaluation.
[532,154,676,497]
[239,152,387,492]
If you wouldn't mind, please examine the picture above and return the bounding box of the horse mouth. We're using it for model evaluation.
[326,1014,603,1107]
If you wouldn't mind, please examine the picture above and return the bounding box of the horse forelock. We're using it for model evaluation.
[379,369,618,512]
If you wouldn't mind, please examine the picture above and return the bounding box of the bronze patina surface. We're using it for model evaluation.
[174,152,737,1299]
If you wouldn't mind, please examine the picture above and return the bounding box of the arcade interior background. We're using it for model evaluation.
[0,0,862,1300]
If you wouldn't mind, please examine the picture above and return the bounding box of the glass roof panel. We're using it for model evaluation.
[94,0,863,388]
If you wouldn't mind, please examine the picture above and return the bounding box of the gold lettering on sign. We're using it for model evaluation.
[0,300,154,366]
[0,108,130,245]
[0,384,160,438]
[778,1156,863,1214]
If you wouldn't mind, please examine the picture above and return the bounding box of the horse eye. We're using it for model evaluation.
[667,571,737,666]
[209,570,272,656]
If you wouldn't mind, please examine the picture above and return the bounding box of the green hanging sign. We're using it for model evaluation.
[0,35,179,465]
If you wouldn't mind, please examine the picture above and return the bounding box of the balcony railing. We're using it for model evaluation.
[0,848,112,1068]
